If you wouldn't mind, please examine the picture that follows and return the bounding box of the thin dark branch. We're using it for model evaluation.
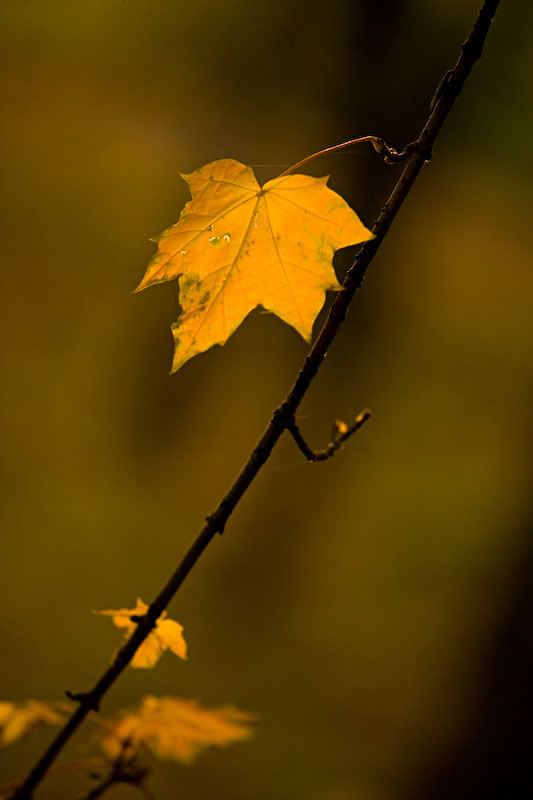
[286,409,371,462]
[0,761,105,800]
[11,2,501,796]
[81,772,152,800]
[80,749,151,800]
[81,770,151,800]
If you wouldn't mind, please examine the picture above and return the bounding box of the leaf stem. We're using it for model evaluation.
[11,1,502,797]
[277,135,408,178]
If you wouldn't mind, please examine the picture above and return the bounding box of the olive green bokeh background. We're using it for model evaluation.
[1,1,532,798]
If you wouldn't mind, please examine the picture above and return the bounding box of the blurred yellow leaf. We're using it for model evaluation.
[0,700,65,747]
[95,598,187,668]
[99,695,255,764]
[136,158,373,371]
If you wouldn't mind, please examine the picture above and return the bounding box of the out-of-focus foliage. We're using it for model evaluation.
[0,695,253,774]
[137,158,372,371]
[95,598,187,668]
[99,695,255,764]
[1,0,532,798]
[0,702,65,747]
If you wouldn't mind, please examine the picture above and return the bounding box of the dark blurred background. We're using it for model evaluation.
[1,1,532,798]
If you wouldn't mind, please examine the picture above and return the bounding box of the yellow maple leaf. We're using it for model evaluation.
[99,695,255,764]
[136,158,373,371]
[0,700,65,746]
[95,598,187,669]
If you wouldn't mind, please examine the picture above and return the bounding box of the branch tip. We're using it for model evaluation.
[287,407,371,462]
[354,409,372,425]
